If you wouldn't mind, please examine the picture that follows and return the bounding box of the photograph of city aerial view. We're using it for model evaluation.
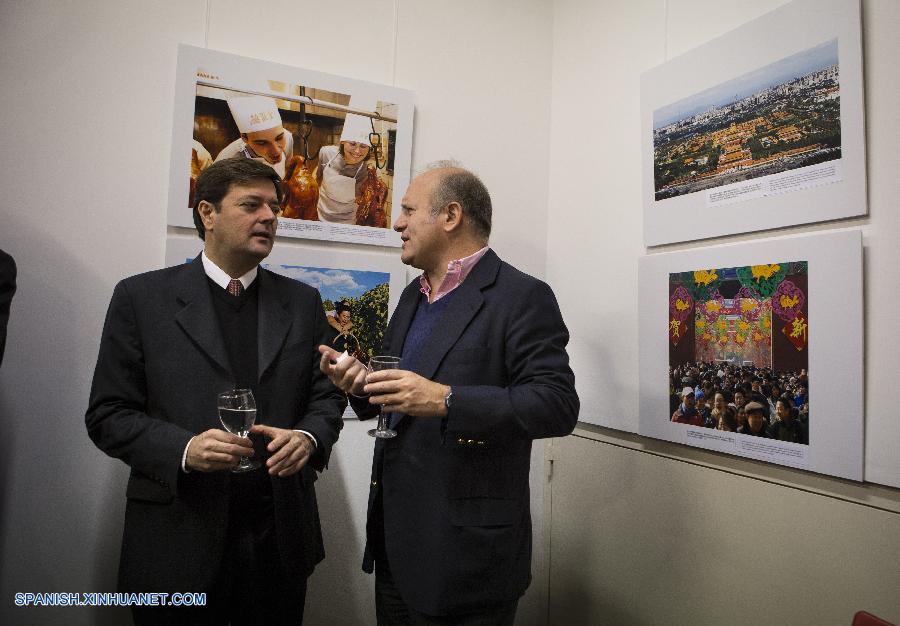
[653,39,841,201]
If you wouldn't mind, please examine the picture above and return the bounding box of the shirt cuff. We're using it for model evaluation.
[181,436,195,473]
[295,430,318,449]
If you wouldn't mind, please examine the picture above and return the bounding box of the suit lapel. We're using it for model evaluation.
[174,256,232,377]
[256,268,293,382]
[392,250,501,429]
[410,283,484,381]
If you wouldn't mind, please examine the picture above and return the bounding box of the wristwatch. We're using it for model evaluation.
[444,388,453,412]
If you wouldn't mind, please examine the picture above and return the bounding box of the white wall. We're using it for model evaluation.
[545,0,900,623]
[4,0,899,623]
[549,433,900,625]
[548,0,900,487]
[0,1,554,623]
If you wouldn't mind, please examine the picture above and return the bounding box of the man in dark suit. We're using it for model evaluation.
[86,158,345,623]
[319,163,579,624]
[0,248,15,367]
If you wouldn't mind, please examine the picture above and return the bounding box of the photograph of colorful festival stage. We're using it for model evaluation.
[667,262,809,444]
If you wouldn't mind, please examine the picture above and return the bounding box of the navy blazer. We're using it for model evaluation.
[352,249,579,615]
[86,256,345,593]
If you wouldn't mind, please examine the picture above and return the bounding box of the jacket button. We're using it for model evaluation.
[477,441,485,445]
[457,438,465,444]
[467,439,474,444]
[371,480,378,486]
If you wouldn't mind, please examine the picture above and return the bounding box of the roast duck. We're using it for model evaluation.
[355,165,389,228]
[282,156,320,220]
[188,146,206,208]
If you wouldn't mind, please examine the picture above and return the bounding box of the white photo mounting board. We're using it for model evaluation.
[641,0,865,246]
[168,44,414,247]
[638,229,863,480]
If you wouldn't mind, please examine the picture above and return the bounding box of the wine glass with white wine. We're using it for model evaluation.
[367,356,402,439]
[217,388,260,472]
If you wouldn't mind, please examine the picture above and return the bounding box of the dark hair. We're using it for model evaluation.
[192,158,283,240]
[427,162,492,241]
[336,300,351,313]
[776,396,796,418]
[719,407,738,431]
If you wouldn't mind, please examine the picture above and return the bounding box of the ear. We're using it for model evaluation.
[198,200,217,234]
[443,201,463,233]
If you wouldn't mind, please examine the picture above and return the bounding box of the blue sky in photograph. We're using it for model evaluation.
[266,265,389,302]
[653,38,838,130]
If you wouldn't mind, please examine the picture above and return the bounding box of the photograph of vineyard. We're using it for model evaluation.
[653,39,841,201]
[265,264,389,361]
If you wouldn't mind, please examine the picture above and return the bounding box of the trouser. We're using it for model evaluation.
[375,555,518,626]
[133,468,307,625]
[372,491,518,626]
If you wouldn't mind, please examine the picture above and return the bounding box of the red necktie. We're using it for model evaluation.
[227,279,244,297]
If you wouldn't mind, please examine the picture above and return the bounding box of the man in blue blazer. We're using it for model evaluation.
[87,158,345,623]
[320,162,579,624]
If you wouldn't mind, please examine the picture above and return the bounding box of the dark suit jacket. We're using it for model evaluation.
[352,249,579,616]
[86,256,345,593]
[0,248,16,367]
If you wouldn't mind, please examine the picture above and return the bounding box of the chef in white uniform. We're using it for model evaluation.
[215,95,294,178]
[315,99,375,224]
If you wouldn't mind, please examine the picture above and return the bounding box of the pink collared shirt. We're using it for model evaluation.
[419,247,490,303]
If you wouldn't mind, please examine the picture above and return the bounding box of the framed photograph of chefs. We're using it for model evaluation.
[167,44,414,247]
[640,0,865,246]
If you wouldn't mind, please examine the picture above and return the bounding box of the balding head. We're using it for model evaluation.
[422,161,492,243]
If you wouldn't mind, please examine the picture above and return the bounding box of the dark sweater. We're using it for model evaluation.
[385,291,458,429]
[208,278,271,494]
[208,277,259,392]
[401,290,459,374]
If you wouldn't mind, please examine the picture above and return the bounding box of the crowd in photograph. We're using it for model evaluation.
[669,361,809,444]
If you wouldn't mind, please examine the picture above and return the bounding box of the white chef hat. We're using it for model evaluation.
[227,96,283,134]
[340,95,378,145]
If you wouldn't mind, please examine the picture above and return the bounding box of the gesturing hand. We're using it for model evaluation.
[185,429,254,472]
[364,369,450,418]
[318,345,368,396]
[250,424,314,477]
